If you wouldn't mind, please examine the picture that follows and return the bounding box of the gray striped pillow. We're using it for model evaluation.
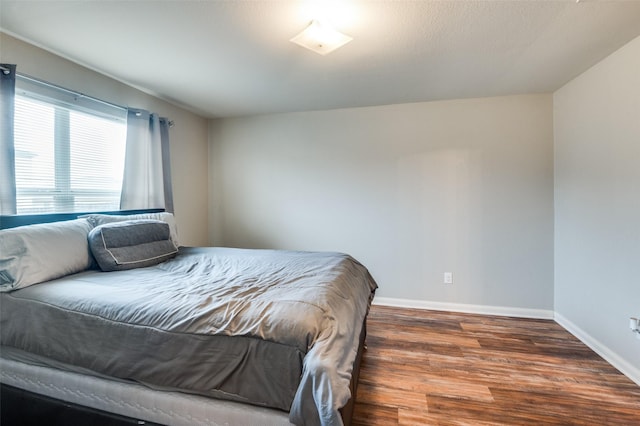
[88,220,178,272]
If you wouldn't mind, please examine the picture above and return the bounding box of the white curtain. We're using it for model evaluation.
[0,64,17,215]
[120,109,174,212]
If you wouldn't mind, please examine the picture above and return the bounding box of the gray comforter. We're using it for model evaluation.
[0,247,377,426]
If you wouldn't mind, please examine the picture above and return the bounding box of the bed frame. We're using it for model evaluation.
[1,384,161,426]
[0,209,164,230]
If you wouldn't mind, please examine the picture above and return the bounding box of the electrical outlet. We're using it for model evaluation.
[631,317,640,340]
[444,272,453,284]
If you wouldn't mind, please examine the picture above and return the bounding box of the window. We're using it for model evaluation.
[14,76,127,214]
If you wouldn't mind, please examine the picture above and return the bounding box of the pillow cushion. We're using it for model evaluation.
[0,219,94,292]
[83,212,179,247]
[88,220,178,272]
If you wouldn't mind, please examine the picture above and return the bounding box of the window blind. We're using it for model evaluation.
[14,76,127,214]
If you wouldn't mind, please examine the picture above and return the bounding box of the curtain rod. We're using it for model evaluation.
[16,72,174,127]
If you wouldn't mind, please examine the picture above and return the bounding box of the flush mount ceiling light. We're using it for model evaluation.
[290,19,353,55]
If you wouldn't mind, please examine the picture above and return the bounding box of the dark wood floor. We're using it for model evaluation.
[351,305,640,425]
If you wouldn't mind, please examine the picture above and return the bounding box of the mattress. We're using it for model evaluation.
[0,247,377,425]
[0,357,291,425]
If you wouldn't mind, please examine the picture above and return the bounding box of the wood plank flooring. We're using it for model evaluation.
[351,305,640,425]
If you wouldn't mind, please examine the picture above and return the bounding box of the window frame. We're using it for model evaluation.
[12,75,128,216]
[0,75,164,228]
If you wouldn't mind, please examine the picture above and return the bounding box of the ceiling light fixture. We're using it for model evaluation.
[290,19,353,55]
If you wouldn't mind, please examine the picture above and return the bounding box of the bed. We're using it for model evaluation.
[0,213,377,425]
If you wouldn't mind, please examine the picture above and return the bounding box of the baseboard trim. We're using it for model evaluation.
[554,312,640,387]
[372,297,555,319]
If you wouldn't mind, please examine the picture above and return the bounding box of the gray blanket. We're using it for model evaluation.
[0,247,377,425]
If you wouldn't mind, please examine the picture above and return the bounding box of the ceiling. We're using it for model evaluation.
[1,0,640,118]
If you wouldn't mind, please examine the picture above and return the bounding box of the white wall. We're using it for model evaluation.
[0,33,210,246]
[210,94,554,311]
[554,35,640,383]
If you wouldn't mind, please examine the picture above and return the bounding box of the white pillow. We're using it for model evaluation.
[82,212,179,247]
[0,219,94,291]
